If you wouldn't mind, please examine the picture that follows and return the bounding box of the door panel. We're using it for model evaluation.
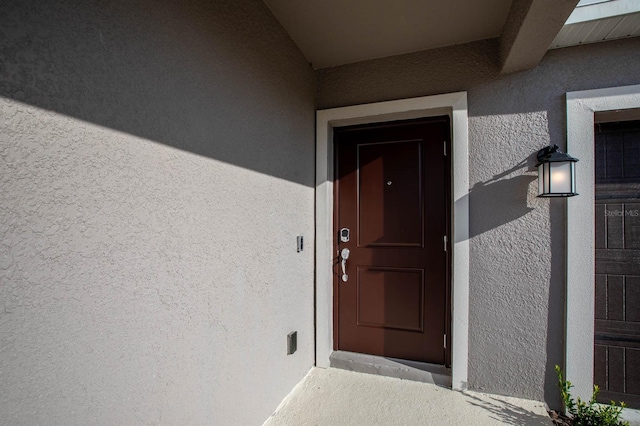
[334,117,450,365]
[357,267,424,332]
[358,140,423,247]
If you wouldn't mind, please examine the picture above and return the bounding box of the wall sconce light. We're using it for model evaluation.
[536,144,579,197]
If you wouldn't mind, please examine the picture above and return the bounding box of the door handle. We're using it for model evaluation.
[340,248,350,282]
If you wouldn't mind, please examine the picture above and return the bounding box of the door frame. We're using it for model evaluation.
[315,92,469,391]
[566,84,640,411]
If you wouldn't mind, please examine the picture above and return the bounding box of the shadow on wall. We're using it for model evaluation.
[0,0,316,186]
[459,159,536,240]
[461,146,566,409]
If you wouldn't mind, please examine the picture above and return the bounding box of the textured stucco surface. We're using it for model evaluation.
[318,38,500,110]
[317,37,640,408]
[0,0,316,424]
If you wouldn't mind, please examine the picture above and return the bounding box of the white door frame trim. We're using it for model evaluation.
[566,84,640,403]
[315,92,469,391]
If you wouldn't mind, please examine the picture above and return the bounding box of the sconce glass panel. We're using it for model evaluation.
[536,145,578,197]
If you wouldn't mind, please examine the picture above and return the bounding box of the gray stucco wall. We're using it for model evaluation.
[0,0,315,424]
[318,37,640,407]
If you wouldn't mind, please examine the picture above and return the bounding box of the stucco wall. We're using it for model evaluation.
[318,37,640,407]
[0,1,316,424]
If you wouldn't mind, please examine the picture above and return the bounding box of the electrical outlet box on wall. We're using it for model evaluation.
[287,331,297,355]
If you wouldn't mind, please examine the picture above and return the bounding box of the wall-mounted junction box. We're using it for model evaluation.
[287,331,297,355]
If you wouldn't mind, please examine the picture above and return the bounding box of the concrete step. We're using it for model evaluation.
[329,350,452,387]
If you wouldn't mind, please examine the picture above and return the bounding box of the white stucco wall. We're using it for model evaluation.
[0,0,316,424]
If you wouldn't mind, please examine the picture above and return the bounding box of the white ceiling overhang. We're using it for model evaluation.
[551,0,640,49]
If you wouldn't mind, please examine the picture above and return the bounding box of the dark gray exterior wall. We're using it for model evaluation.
[318,37,640,407]
[0,0,316,424]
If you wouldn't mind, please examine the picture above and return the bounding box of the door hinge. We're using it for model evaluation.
[444,141,447,156]
[443,235,447,252]
[444,334,447,349]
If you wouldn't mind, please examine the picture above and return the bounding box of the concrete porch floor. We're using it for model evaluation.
[264,367,552,426]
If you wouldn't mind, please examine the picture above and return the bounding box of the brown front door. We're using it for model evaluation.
[334,117,450,365]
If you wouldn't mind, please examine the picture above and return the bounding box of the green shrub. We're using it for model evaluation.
[555,365,629,426]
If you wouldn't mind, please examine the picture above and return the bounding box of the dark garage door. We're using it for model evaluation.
[594,120,640,408]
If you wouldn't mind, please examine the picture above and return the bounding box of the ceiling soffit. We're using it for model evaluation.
[264,0,584,74]
[551,0,640,49]
[263,0,513,69]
